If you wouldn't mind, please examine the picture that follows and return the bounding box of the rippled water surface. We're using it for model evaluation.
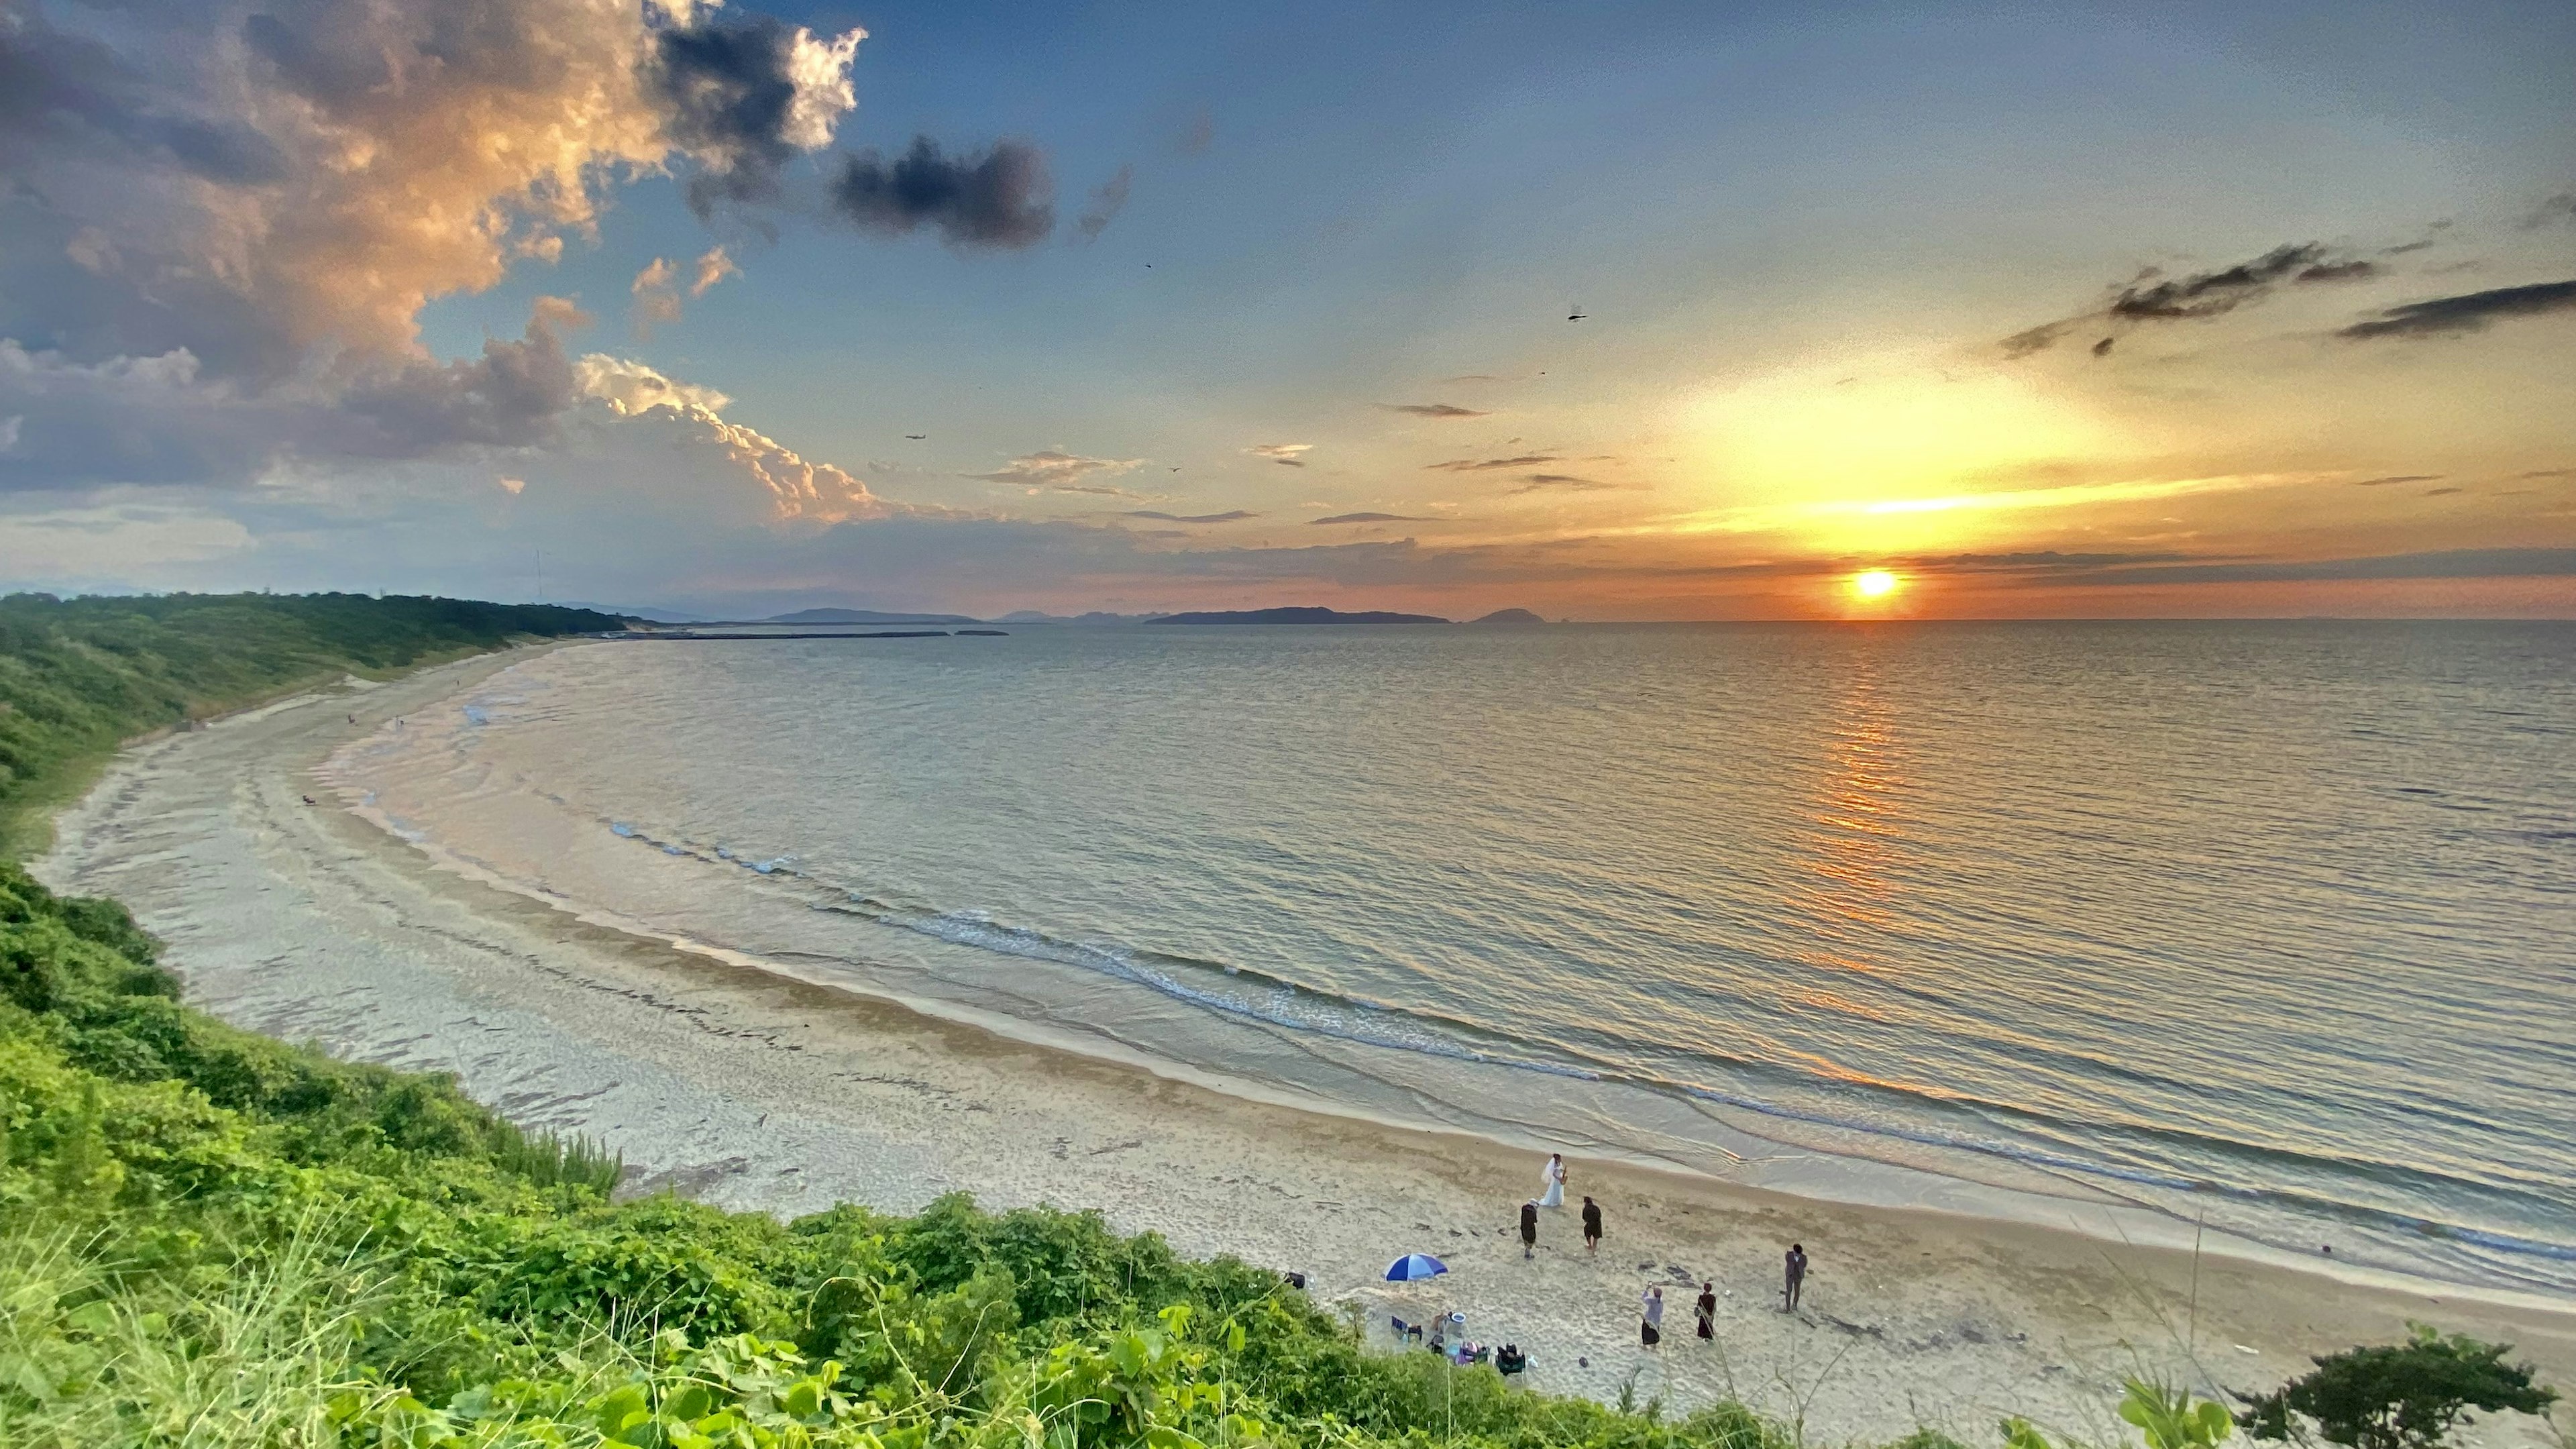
[340,623,2576,1292]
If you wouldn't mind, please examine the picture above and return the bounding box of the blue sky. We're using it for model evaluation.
[6,0,2573,616]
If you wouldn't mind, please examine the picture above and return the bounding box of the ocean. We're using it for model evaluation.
[331,621,2576,1294]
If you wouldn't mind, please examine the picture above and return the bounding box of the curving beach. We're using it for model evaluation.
[36,643,2576,1449]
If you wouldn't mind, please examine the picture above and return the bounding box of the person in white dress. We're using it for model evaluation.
[1538,1152,1566,1208]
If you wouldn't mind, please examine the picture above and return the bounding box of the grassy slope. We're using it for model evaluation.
[0,859,1797,1448]
[0,592,624,858]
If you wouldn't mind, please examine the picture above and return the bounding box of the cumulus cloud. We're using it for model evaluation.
[575,356,734,416]
[646,8,865,215]
[632,258,685,331]
[1381,402,1489,418]
[1077,164,1133,241]
[973,451,1144,493]
[2337,279,2576,340]
[1248,443,1312,466]
[1428,454,1554,471]
[1128,509,1257,523]
[690,246,739,297]
[833,138,1056,248]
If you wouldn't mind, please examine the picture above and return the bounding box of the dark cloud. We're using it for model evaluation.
[1381,402,1489,418]
[342,312,581,453]
[2353,474,2440,486]
[2338,279,2576,340]
[833,137,1055,249]
[2522,468,2575,479]
[2006,241,2373,355]
[2110,243,2332,321]
[1075,163,1132,240]
[1312,513,1433,525]
[1428,454,1556,471]
[2422,486,2463,496]
[2000,321,2072,359]
[644,13,841,216]
[2,11,283,183]
[1128,509,1258,523]
[2520,192,2576,229]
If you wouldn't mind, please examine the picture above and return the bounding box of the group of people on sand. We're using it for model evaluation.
[1519,1152,1813,1348]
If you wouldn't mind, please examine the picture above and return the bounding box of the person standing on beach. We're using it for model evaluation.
[1640,1286,1664,1347]
[1695,1281,1715,1340]
[1519,1200,1539,1258]
[1782,1242,1808,1311]
[1539,1152,1566,1208]
[1581,1196,1603,1254]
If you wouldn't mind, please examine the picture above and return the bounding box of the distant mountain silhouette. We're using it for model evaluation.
[1149,606,1450,626]
[765,608,985,625]
[1467,608,1546,626]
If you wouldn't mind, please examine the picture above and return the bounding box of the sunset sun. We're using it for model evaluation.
[1853,569,1900,599]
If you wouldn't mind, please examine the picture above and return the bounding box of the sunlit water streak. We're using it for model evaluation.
[334,623,2576,1293]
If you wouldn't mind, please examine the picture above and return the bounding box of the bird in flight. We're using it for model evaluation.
[904,434,926,440]
[1567,307,1587,321]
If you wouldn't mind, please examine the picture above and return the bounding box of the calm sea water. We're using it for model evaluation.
[338,623,2576,1293]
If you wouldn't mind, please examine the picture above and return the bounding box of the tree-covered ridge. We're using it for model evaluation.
[0,591,625,854]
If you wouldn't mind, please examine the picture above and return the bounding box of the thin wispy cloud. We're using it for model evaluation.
[1128,509,1258,523]
[1077,164,1133,240]
[1509,474,1633,494]
[1313,512,1434,524]
[973,450,1144,494]
[2353,474,2440,486]
[1248,443,1313,466]
[1428,455,1556,472]
[1381,402,1489,418]
[2003,241,2379,356]
[2338,278,2576,339]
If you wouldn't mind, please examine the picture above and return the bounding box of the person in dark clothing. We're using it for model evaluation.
[1519,1200,1540,1258]
[1695,1281,1716,1340]
[1496,1344,1527,1377]
[1581,1196,1603,1254]
[1783,1242,1808,1311]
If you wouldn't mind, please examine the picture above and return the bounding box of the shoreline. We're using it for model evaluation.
[36,643,2576,1448]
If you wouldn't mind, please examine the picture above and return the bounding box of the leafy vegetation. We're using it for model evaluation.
[0,596,2562,1449]
[0,591,625,855]
[2239,1327,2559,1449]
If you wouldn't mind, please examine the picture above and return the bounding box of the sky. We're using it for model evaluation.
[2,0,2572,621]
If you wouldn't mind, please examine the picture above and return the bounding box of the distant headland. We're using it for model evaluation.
[1149,606,1452,626]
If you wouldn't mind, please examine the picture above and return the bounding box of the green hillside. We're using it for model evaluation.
[0,592,623,856]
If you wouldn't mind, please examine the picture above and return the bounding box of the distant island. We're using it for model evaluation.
[1467,608,1547,626]
[1150,606,1452,626]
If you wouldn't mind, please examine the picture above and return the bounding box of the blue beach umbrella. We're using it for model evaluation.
[1384,1254,1448,1282]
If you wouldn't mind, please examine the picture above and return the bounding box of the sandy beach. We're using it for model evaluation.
[35,644,2576,1449]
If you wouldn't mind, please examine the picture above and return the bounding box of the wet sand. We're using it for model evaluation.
[36,645,2576,1448]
